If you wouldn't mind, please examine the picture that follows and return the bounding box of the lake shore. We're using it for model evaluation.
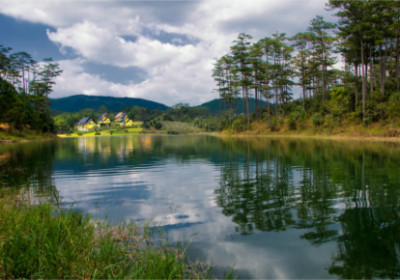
[0,131,57,143]
[218,131,400,143]
[217,120,400,143]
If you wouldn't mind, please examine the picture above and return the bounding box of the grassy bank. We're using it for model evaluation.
[0,131,57,143]
[221,117,400,141]
[58,126,143,137]
[0,194,211,279]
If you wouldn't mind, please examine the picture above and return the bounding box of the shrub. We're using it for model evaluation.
[232,116,246,132]
[268,117,279,131]
[153,121,162,130]
[311,112,324,127]
[288,116,297,130]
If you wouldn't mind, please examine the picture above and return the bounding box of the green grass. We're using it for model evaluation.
[59,125,143,137]
[0,194,211,279]
[0,131,56,142]
[161,121,204,134]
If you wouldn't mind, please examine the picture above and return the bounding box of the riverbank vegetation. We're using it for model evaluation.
[0,45,61,139]
[212,1,400,136]
[0,191,211,279]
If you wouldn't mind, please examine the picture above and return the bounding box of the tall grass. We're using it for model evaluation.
[0,195,210,279]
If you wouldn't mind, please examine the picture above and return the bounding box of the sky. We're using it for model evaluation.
[0,0,334,106]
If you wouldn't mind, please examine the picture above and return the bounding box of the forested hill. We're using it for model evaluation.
[199,98,268,115]
[50,95,169,113]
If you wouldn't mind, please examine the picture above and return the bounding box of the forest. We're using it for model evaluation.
[213,0,400,133]
[0,45,62,135]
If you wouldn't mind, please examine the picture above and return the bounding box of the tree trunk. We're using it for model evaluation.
[275,87,279,116]
[396,34,400,91]
[245,86,250,128]
[255,86,259,122]
[369,46,374,93]
[302,60,306,111]
[354,63,359,107]
[379,45,386,96]
[361,39,367,122]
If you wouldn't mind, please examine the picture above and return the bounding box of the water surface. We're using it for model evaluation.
[1,135,400,278]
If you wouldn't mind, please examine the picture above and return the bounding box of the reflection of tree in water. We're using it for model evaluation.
[329,205,400,279]
[215,138,400,278]
[0,141,57,201]
[215,138,339,240]
[329,154,400,278]
[216,153,297,235]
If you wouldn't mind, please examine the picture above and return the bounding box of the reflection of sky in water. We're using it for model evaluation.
[51,136,336,279]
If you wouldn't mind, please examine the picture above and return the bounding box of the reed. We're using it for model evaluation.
[0,196,210,279]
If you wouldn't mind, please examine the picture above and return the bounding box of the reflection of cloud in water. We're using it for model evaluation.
[54,158,219,226]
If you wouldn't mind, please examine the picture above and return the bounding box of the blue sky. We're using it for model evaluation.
[0,0,333,106]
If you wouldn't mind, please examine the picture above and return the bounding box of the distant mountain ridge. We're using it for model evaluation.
[198,98,269,115]
[50,94,268,115]
[50,95,169,113]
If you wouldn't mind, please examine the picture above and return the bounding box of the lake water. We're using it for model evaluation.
[1,135,400,278]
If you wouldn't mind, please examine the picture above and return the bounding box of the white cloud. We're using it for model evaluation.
[0,0,334,106]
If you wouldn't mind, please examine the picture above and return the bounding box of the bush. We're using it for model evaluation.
[232,116,246,132]
[311,112,324,127]
[268,117,279,131]
[387,92,400,118]
[288,116,297,130]
[153,121,162,130]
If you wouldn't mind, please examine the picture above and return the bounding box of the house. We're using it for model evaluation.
[76,117,96,132]
[114,112,127,122]
[97,113,111,127]
[115,112,134,127]
[118,118,134,127]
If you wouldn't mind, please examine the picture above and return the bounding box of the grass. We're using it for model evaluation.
[0,192,212,279]
[59,124,143,137]
[161,121,204,134]
[0,131,56,142]
[221,117,400,141]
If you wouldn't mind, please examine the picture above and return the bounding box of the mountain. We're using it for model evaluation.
[50,95,169,113]
[199,98,269,115]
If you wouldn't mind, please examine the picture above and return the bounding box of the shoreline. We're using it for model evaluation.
[2,130,400,144]
[216,131,400,143]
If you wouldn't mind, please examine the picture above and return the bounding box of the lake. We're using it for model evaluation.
[1,135,400,278]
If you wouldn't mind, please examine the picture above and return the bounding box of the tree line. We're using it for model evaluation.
[213,0,400,130]
[0,45,62,133]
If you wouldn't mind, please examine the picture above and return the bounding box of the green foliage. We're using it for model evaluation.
[268,117,279,131]
[387,92,400,118]
[312,112,324,127]
[0,78,55,133]
[232,116,246,132]
[288,115,297,130]
[328,87,352,123]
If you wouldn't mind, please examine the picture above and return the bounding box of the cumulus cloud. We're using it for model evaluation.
[0,0,334,106]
